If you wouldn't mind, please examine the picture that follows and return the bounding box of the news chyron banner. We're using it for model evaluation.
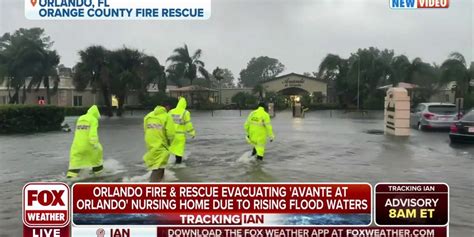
[22,182,449,237]
[25,0,210,20]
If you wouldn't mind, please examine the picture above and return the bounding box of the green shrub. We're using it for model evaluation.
[63,106,111,116]
[140,92,178,108]
[64,106,89,116]
[265,92,288,110]
[301,94,312,107]
[0,105,65,134]
[363,92,385,110]
[232,92,258,109]
[463,93,474,111]
[363,96,384,110]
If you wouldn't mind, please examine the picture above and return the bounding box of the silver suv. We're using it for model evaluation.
[410,103,459,131]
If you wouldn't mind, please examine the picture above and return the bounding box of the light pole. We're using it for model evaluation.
[357,58,360,110]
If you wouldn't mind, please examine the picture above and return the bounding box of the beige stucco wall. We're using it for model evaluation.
[0,89,100,106]
[429,90,455,103]
[0,74,147,107]
[261,74,327,97]
[219,88,253,104]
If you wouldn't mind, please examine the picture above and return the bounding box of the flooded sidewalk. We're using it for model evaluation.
[0,110,472,236]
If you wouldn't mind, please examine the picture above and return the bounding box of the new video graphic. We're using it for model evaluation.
[0,0,472,236]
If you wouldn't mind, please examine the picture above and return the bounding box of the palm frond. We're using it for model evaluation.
[192,49,202,61]
[198,67,209,80]
[448,52,466,65]
[194,59,205,68]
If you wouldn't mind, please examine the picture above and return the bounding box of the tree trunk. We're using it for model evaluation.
[46,86,51,105]
[45,77,51,105]
[101,85,113,117]
[117,95,125,117]
[219,81,221,104]
[22,85,27,104]
[8,87,16,104]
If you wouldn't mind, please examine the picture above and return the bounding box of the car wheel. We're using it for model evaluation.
[417,123,424,131]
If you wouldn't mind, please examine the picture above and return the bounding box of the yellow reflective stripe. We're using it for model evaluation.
[171,111,190,125]
[76,125,90,130]
[147,123,164,129]
[93,169,103,175]
[249,121,265,126]
[180,111,190,125]
[66,171,79,178]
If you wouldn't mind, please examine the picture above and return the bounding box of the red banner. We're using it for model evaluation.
[72,183,371,214]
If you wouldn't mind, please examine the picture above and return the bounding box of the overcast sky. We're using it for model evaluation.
[0,0,472,78]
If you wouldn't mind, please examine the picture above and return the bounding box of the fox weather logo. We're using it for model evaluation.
[390,0,449,9]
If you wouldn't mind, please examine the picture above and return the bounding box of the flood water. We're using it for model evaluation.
[0,110,473,236]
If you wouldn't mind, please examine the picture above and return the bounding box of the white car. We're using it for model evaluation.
[410,103,459,131]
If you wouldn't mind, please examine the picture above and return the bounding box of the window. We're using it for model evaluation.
[428,105,456,115]
[37,96,46,105]
[462,110,474,121]
[1,96,7,104]
[416,104,424,112]
[73,96,83,107]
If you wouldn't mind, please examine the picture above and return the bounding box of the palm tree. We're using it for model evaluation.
[166,44,209,86]
[107,47,143,116]
[140,55,165,94]
[28,50,60,104]
[0,28,51,104]
[407,58,440,103]
[389,55,411,85]
[73,46,113,116]
[166,64,184,87]
[440,52,470,98]
[212,67,224,104]
[318,54,347,81]
[318,54,350,105]
[252,84,265,100]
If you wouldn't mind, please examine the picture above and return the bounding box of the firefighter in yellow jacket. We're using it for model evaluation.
[143,105,175,182]
[245,102,275,161]
[169,97,195,164]
[67,105,103,178]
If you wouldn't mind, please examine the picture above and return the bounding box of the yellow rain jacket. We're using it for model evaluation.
[143,106,175,170]
[169,97,195,157]
[69,105,103,170]
[244,107,275,157]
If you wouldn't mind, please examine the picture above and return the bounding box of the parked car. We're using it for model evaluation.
[450,110,474,143]
[410,103,459,131]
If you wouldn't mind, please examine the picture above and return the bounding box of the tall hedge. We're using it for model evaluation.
[0,105,65,134]
[64,106,89,116]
